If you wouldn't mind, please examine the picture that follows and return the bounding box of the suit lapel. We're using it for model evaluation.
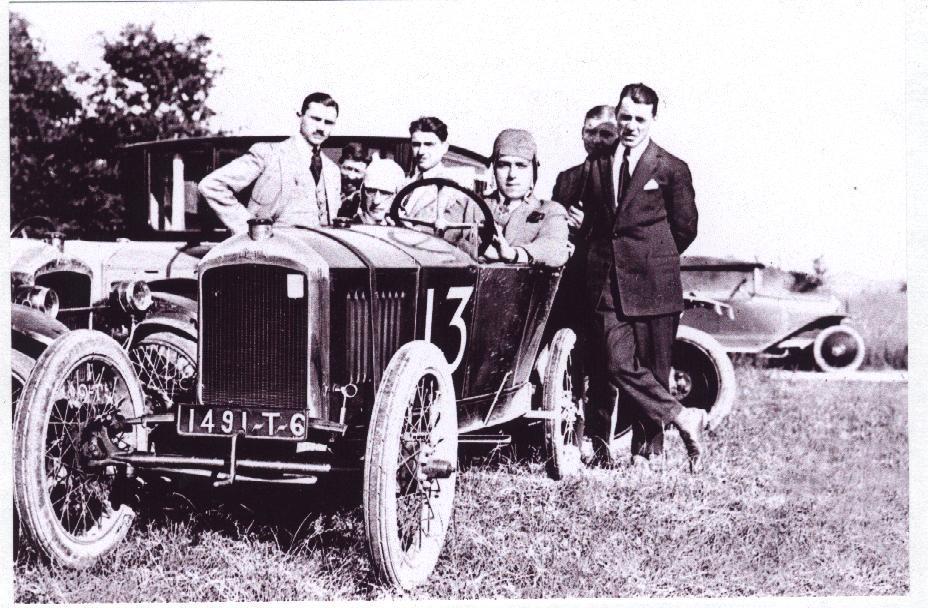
[618,140,660,208]
[322,156,340,223]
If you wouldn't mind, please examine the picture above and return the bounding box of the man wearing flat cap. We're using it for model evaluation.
[452,129,571,268]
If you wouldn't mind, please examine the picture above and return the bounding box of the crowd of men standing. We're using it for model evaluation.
[198,83,707,472]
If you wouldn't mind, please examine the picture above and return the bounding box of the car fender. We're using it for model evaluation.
[764,314,849,352]
[11,304,69,358]
[131,292,198,344]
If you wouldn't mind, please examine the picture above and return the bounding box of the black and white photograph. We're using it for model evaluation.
[4,0,922,603]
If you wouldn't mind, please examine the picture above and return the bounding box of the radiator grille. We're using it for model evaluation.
[35,271,91,308]
[201,264,308,408]
[345,289,405,383]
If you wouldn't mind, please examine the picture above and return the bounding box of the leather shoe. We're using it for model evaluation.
[671,407,707,472]
[582,437,615,468]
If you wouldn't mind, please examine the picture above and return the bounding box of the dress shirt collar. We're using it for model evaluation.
[294,134,315,164]
[614,136,650,174]
[612,136,650,196]
[412,162,446,181]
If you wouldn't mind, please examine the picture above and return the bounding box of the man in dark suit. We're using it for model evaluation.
[553,104,618,228]
[582,83,706,470]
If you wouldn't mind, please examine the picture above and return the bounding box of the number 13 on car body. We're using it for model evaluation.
[423,285,474,373]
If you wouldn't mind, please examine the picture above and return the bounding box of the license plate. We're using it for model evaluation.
[177,406,308,440]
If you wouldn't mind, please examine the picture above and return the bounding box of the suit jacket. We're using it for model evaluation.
[402,163,469,223]
[453,192,571,268]
[553,162,588,209]
[583,140,697,316]
[198,135,341,234]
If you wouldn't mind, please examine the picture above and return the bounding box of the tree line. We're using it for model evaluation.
[9,13,220,235]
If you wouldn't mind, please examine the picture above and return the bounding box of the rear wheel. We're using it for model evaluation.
[13,330,147,568]
[812,324,865,372]
[363,341,458,590]
[541,328,584,479]
[671,325,737,430]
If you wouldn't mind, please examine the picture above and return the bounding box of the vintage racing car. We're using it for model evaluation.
[680,256,865,372]
[9,136,492,405]
[13,179,584,590]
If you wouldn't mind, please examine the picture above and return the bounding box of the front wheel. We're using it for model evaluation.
[541,328,584,479]
[13,330,147,568]
[671,325,737,431]
[11,349,36,409]
[363,341,458,590]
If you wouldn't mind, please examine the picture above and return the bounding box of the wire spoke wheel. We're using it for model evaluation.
[14,330,146,568]
[542,328,584,479]
[364,341,457,590]
[128,332,197,408]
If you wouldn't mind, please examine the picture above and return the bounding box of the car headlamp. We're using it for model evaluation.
[13,285,60,318]
[111,280,153,314]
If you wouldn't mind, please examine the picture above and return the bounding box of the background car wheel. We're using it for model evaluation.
[672,325,737,431]
[11,349,35,409]
[363,341,457,590]
[812,324,865,373]
[13,329,147,569]
[128,331,197,408]
[541,328,584,479]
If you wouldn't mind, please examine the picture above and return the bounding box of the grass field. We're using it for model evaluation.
[13,368,908,601]
[846,288,908,370]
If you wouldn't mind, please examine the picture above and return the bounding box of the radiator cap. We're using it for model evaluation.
[248,218,273,241]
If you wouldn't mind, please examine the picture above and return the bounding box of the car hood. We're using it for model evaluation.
[200,225,474,273]
[62,239,217,300]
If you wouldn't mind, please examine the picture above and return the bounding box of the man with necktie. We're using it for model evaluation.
[582,83,706,471]
[199,92,342,234]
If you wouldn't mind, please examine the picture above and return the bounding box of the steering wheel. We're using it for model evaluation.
[390,177,500,255]
[10,216,58,238]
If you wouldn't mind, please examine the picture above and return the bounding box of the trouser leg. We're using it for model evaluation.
[589,272,682,456]
[628,314,680,456]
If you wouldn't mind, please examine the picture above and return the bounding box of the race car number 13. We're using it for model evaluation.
[424,286,473,372]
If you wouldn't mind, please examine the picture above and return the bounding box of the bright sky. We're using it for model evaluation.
[12,0,908,280]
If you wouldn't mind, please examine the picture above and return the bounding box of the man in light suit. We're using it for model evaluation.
[401,116,470,224]
[582,83,706,470]
[199,92,342,234]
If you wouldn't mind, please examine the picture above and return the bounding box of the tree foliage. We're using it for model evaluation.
[9,13,82,226]
[9,15,221,235]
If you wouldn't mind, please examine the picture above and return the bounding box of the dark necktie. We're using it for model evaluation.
[617,146,631,205]
[310,146,322,184]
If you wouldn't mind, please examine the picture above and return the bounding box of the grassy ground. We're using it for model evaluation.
[14,369,908,601]
[846,288,908,369]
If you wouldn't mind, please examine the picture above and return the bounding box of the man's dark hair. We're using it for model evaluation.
[339,142,372,165]
[301,92,339,116]
[408,116,448,142]
[584,105,615,121]
[618,83,659,117]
